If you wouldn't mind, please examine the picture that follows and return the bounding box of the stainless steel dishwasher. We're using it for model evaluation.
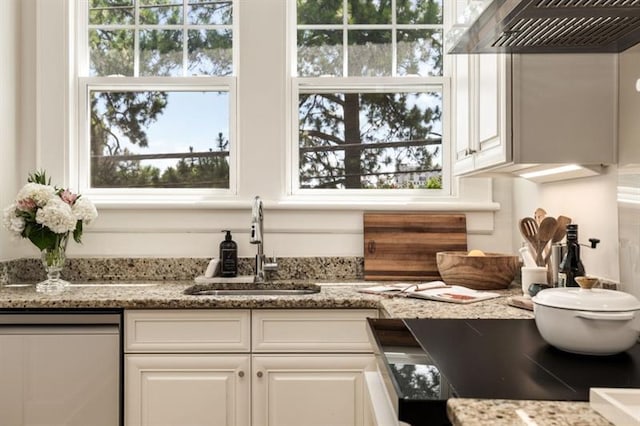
[0,310,122,426]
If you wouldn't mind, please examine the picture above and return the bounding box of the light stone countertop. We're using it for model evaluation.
[0,280,532,314]
[0,281,383,310]
[447,399,613,426]
[0,280,612,426]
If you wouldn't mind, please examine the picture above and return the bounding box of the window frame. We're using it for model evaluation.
[289,76,451,197]
[74,0,238,201]
[287,0,452,199]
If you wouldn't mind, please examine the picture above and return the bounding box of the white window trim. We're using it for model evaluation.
[76,77,239,203]
[288,77,451,199]
[73,0,239,205]
[285,0,460,203]
[31,0,498,213]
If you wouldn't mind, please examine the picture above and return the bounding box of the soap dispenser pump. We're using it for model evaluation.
[220,230,238,277]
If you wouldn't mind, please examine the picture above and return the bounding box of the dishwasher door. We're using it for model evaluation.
[0,311,121,426]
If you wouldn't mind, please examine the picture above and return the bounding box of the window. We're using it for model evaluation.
[292,0,446,192]
[78,0,236,192]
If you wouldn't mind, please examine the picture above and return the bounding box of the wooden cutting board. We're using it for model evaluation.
[363,213,467,281]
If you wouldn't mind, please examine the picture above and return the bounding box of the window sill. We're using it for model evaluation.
[90,194,499,212]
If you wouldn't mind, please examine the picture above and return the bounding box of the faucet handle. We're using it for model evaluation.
[264,255,278,271]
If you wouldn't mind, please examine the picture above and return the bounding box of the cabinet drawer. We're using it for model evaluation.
[252,309,378,353]
[125,310,250,353]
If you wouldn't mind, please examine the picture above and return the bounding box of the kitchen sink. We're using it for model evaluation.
[183,281,321,296]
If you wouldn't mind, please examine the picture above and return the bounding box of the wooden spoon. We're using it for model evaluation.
[534,208,547,226]
[536,216,558,266]
[519,217,539,262]
[543,215,572,264]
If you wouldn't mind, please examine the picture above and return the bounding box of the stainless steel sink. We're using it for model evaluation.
[183,281,321,296]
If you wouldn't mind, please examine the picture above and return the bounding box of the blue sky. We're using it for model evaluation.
[120,91,229,171]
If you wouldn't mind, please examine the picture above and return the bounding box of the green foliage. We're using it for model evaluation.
[88,1,233,189]
[425,175,442,189]
[296,0,444,190]
[299,92,442,189]
[27,170,52,186]
[297,0,344,24]
[24,223,59,251]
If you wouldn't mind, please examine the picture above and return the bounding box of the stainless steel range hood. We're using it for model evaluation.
[447,0,640,54]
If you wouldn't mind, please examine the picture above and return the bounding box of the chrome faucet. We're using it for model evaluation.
[250,196,278,282]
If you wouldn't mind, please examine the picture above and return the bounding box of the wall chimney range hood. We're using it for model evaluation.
[447,0,640,54]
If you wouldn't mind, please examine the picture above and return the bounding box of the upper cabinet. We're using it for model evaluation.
[450,21,618,181]
[619,43,640,166]
[452,53,511,176]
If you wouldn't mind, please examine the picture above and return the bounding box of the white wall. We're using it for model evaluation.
[5,0,625,273]
[0,0,21,260]
[617,43,640,299]
[1,0,516,260]
[511,171,620,283]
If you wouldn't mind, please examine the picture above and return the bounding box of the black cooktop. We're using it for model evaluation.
[403,318,640,401]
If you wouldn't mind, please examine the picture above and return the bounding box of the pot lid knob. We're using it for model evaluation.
[575,276,598,290]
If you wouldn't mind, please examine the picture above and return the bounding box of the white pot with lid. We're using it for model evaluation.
[532,278,640,355]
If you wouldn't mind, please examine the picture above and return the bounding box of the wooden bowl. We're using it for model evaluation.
[436,251,521,290]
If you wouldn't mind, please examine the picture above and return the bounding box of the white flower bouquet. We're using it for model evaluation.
[3,170,97,249]
[3,171,97,289]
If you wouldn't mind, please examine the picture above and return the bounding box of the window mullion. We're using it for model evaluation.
[183,0,188,76]
[392,0,397,77]
[343,0,348,77]
[134,0,140,77]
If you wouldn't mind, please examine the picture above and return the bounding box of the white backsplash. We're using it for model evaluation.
[618,165,640,299]
[512,168,621,284]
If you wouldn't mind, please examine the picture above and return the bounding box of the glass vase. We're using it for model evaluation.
[37,235,70,292]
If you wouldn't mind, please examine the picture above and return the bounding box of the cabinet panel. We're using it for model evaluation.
[477,54,500,148]
[0,332,119,426]
[125,354,250,426]
[512,54,616,164]
[125,309,250,353]
[473,54,511,170]
[252,309,378,353]
[452,52,511,174]
[252,355,376,426]
[453,55,472,170]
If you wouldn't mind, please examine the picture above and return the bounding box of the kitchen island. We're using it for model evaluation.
[0,281,614,426]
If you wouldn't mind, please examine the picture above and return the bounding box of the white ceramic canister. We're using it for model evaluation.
[521,266,547,297]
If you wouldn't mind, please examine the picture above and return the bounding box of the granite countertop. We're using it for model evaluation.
[0,280,534,315]
[0,281,384,310]
[447,399,613,426]
[0,280,611,426]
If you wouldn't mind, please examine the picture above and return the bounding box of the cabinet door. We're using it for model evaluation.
[452,52,511,175]
[253,355,376,426]
[474,54,511,170]
[125,354,250,426]
[452,54,475,175]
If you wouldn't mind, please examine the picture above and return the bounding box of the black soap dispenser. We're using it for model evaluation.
[220,230,238,277]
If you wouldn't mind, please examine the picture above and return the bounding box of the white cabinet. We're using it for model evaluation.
[452,50,617,177]
[125,309,251,353]
[251,309,378,426]
[452,53,511,176]
[253,355,375,426]
[124,310,251,426]
[252,309,376,353]
[124,308,378,426]
[126,354,250,426]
